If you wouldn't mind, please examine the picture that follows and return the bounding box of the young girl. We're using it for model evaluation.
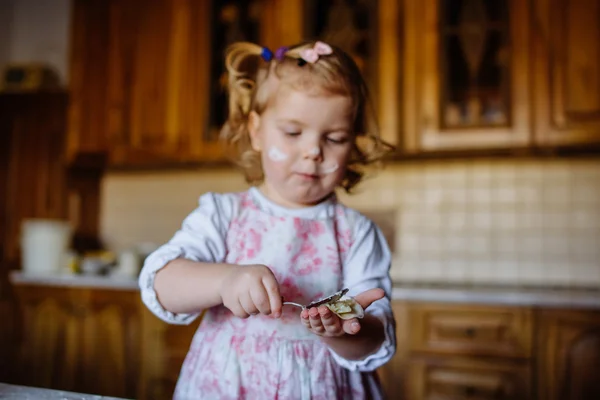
[139,40,396,399]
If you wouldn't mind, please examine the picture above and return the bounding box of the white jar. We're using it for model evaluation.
[20,219,72,276]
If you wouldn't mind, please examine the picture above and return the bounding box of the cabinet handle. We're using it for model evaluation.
[465,327,476,337]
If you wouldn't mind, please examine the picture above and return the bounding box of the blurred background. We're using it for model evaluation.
[0,0,599,399]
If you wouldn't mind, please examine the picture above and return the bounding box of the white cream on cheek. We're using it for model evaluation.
[318,162,339,175]
[267,146,289,162]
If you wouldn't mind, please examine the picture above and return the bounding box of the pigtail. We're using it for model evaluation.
[219,42,265,182]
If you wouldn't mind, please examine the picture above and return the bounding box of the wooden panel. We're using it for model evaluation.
[402,0,532,152]
[532,0,600,146]
[537,309,600,400]
[139,308,201,400]
[0,94,69,264]
[67,0,111,160]
[107,0,223,166]
[408,356,531,400]
[408,303,533,359]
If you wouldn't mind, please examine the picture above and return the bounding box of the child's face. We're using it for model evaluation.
[249,87,354,207]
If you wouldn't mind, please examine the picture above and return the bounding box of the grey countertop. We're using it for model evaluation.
[9,271,600,309]
[9,271,139,290]
[0,383,128,400]
[391,282,600,309]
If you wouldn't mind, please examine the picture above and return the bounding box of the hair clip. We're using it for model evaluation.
[275,46,289,61]
[261,47,273,62]
[298,41,333,64]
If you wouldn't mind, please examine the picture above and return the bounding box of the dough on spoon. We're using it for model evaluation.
[325,295,364,320]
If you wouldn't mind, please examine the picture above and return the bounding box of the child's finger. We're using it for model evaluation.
[240,293,259,316]
[353,288,385,310]
[319,306,342,335]
[262,275,282,317]
[301,310,311,329]
[342,318,361,335]
[250,287,271,315]
[308,307,326,333]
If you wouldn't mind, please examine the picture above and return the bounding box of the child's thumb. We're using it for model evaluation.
[353,288,385,310]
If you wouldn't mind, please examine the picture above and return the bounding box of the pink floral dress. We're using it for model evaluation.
[139,187,396,399]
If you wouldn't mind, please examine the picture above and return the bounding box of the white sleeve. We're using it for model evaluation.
[138,192,237,325]
[329,212,397,372]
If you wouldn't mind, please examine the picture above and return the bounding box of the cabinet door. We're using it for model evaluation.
[67,0,111,163]
[14,287,83,392]
[537,309,600,400]
[532,0,600,147]
[80,290,141,399]
[107,0,217,166]
[403,0,531,152]
[408,356,531,400]
[139,309,201,400]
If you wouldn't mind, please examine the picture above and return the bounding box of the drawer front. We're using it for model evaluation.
[408,357,531,400]
[409,303,533,358]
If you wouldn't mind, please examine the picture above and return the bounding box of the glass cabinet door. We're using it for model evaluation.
[403,0,531,152]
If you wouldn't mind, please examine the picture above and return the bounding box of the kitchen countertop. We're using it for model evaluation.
[9,271,600,309]
[9,271,139,290]
[392,282,600,309]
[0,383,128,400]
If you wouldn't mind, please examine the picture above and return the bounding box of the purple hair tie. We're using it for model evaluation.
[261,47,273,62]
[275,46,289,61]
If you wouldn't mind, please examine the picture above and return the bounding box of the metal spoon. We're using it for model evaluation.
[283,288,349,310]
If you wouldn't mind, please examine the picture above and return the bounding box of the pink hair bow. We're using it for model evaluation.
[299,41,333,64]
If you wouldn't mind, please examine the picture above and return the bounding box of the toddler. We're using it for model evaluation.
[139,40,396,399]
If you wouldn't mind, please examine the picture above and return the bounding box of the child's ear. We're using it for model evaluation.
[248,111,261,152]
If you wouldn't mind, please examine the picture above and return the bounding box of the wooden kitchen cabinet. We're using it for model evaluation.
[402,0,532,152]
[68,0,217,167]
[13,285,142,399]
[407,356,531,400]
[68,0,305,168]
[536,309,600,400]
[531,0,600,147]
[381,301,534,400]
[139,309,202,400]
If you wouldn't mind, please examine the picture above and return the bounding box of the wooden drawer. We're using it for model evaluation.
[407,356,531,400]
[408,303,533,358]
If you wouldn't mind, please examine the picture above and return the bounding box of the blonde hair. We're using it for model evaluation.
[219,41,394,192]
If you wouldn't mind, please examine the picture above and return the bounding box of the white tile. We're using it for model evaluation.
[493,187,518,204]
[398,234,421,254]
[442,261,470,283]
[492,260,520,283]
[468,235,492,255]
[471,211,493,230]
[542,235,570,256]
[491,212,518,230]
[518,262,545,284]
[571,209,600,230]
[518,212,544,230]
[493,235,518,253]
[445,213,468,230]
[444,235,469,253]
[517,235,544,255]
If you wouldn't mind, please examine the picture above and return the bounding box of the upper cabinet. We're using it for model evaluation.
[67,0,600,167]
[402,0,531,152]
[68,0,304,168]
[532,0,600,147]
[106,0,214,166]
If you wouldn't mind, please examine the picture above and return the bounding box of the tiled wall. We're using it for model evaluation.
[101,159,600,287]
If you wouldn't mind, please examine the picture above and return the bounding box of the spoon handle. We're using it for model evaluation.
[282,301,304,309]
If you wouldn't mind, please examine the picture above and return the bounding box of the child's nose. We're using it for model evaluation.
[304,145,322,161]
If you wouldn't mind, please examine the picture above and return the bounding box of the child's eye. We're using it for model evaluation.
[284,131,301,137]
[326,135,348,144]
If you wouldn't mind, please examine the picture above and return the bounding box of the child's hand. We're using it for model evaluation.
[301,288,385,337]
[218,264,282,319]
